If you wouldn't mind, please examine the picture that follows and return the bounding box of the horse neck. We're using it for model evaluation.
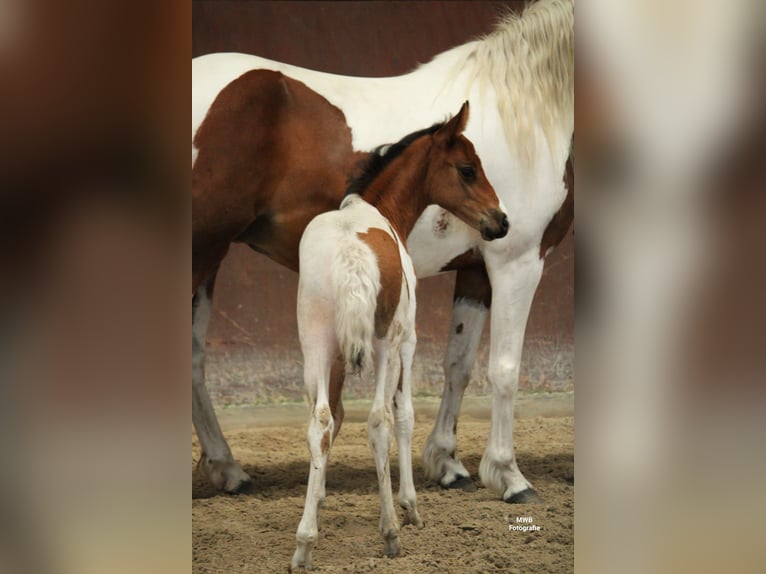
[361,148,430,240]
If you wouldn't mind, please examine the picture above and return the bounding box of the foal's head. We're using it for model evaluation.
[425,102,508,241]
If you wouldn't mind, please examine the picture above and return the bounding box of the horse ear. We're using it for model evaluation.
[435,101,470,146]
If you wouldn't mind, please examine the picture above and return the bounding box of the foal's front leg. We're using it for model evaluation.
[369,337,402,558]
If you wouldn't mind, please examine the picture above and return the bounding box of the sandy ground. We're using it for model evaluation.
[193,395,573,573]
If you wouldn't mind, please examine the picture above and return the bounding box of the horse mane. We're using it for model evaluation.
[345,122,445,198]
[432,0,574,163]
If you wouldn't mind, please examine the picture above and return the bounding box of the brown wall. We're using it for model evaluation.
[193,1,573,403]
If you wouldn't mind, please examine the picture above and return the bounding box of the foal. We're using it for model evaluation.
[291,102,508,571]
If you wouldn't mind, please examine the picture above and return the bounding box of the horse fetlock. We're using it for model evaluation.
[479,450,532,500]
[289,547,313,573]
[423,436,471,488]
[422,441,446,481]
[296,527,318,547]
[399,499,424,529]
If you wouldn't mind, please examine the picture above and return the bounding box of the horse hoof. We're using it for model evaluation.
[405,510,425,530]
[200,457,253,494]
[441,475,477,492]
[225,476,253,495]
[505,488,542,504]
[384,535,402,558]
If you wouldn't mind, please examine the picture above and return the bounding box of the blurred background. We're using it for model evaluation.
[192,0,574,405]
[1,0,764,572]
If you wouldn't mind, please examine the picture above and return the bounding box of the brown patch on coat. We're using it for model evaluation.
[328,356,345,440]
[438,248,492,308]
[434,211,450,234]
[192,69,362,291]
[439,247,483,272]
[453,264,492,308]
[356,228,403,338]
[539,154,574,258]
[320,431,330,455]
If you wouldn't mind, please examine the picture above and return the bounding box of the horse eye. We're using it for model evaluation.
[458,165,476,182]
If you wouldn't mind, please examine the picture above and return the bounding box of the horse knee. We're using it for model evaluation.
[308,404,334,461]
[393,393,413,428]
[488,359,520,398]
[368,406,392,448]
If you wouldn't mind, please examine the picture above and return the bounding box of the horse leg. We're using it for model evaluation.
[480,250,544,503]
[192,270,251,493]
[317,356,345,510]
[329,356,346,441]
[393,331,424,528]
[369,336,401,558]
[423,266,490,490]
[291,319,337,572]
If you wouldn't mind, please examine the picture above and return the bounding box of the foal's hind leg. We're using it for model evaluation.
[393,332,424,528]
[329,356,346,441]
[192,272,251,493]
[369,337,402,558]
[291,324,337,572]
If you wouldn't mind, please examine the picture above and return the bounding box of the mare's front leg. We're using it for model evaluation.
[369,337,402,558]
[394,332,424,528]
[192,273,251,493]
[423,266,490,491]
[480,249,544,503]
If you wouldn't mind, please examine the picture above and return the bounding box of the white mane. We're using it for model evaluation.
[448,0,575,163]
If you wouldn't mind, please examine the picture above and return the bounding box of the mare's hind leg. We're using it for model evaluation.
[423,266,490,490]
[192,271,251,493]
[369,337,401,558]
[393,332,424,528]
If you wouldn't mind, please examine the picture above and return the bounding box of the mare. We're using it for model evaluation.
[192,0,574,502]
[292,103,506,571]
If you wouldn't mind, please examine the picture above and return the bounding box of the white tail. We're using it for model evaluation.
[331,239,379,373]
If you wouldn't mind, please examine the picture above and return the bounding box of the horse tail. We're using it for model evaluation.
[331,238,379,374]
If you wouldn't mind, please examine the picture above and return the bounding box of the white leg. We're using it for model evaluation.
[192,278,251,493]
[393,333,424,528]
[369,337,402,558]
[479,250,544,503]
[291,336,336,572]
[423,268,490,489]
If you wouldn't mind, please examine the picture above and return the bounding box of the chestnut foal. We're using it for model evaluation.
[291,102,507,572]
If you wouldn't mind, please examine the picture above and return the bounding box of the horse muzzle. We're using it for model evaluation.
[480,209,509,241]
